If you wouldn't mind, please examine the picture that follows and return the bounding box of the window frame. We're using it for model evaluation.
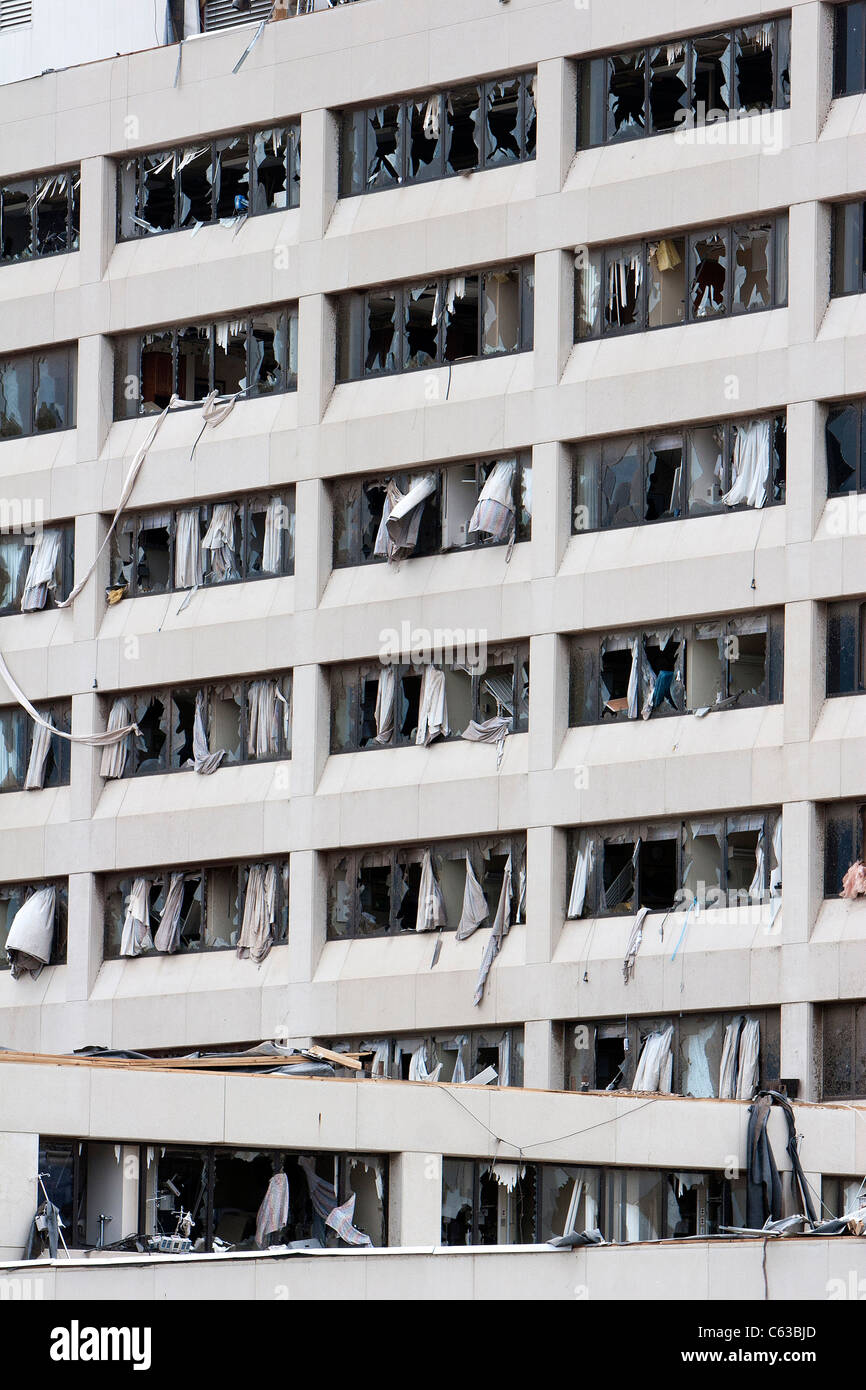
[0,521,74,614]
[571,413,786,535]
[0,877,68,971]
[0,345,77,443]
[0,168,80,265]
[830,199,866,298]
[0,700,71,793]
[576,15,792,150]
[327,834,527,941]
[833,1,866,99]
[116,125,301,243]
[339,71,536,198]
[102,856,290,960]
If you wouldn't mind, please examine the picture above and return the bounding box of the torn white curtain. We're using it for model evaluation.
[623,904,650,983]
[372,666,396,745]
[21,529,61,612]
[472,854,512,1007]
[153,873,186,954]
[468,460,516,543]
[262,496,288,574]
[609,254,642,325]
[173,507,203,589]
[747,829,766,900]
[120,878,153,957]
[325,1192,373,1247]
[627,639,640,719]
[486,1161,526,1191]
[24,715,53,790]
[423,94,441,140]
[567,835,595,919]
[452,1037,467,1084]
[369,1042,390,1078]
[374,474,437,560]
[457,852,489,940]
[190,690,225,774]
[735,1019,760,1098]
[255,1172,289,1249]
[247,679,288,759]
[56,398,177,609]
[416,850,448,932]
[408,1042,443,1082]
[431,275,466,325]
[415,665,449,746]
[237,861,278,963]
[201,502,238,582]
[6,886,56,978]
[99,698,136,779]
[723,418,771,509]
[631,1025,674,1093]
[461,716,511,769]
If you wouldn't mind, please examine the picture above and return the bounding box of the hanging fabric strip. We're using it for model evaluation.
[415,850,448,932]
[174,507,203,590]
[190,690,225,775]
[55,398,178,610]
[6,886,56,979]
[237,861,278,963]
[468,460,516,543]
[457,853,488,939]
[372,667,396,745]
[262,496,287,575]
[0,653,139,750]
[473,853,512,1007]
[201,502,239,581]
[567,835,594,919]
[99,698,137,778]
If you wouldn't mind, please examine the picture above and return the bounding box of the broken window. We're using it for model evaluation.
[827,599,866,694]
[824,800,866,898]
[573,413,786,532]
[441,1159,536,1245]
[103,858,287,959]
[821,1002,866,1100]
[340,73,534,197]
[826,399,863,495]
[835,2,866,98]
[114,307,298,419]
[329,646,529,753]
[0,346,76,442]
[832,200,866,297]
[331,454,530,566]
[337,263,533,380]
[117,125,300,240]
[0,168,79,264]
[0,878,67,971]
[822,1174,866,1217]
[0,522,73,614]
[0,702,70,793]
[327,836,525,940]
[104,674,291,779]
[577,18,790,149]
[576,217,787,339]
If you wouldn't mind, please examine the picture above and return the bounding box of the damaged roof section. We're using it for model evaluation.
[340,70,535,196]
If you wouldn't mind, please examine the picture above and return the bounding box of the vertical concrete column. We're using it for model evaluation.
[289,661,330,795]
[787,199,831,346]
[785,399,826,546]
[525,824,566,966]
[71,512,108,646]
[65,871,102,1003]
[68,692,103,824]
[75,335,114,469]
[532,248,574,390]
[293,476,332,612]
[300,107,340,242]
[530,440,573,581]
[297,294,336,428]
[535,56,577,198]
[780,802,822,945]
[0,1132,37,1261]
[388,1151,442,1246]
[528,631,569,770]
[77,155,115,286]
[286,848,326,986]
[523,1018,563,1091]
[782,600,824,744]
[781,1001,821,1102]
[790,3,835,147]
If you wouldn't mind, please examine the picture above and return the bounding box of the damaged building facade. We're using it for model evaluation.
[2,0,866,1297]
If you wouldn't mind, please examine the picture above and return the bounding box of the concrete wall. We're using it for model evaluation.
[0,0,864,1247]
[2,1235,865,1302]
